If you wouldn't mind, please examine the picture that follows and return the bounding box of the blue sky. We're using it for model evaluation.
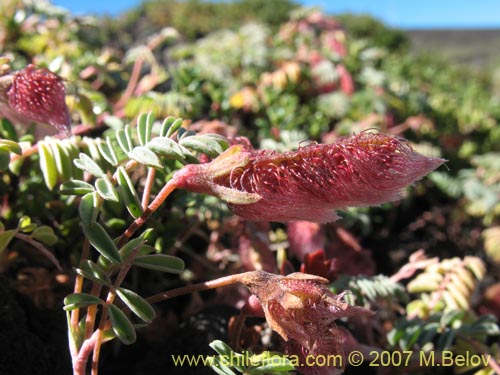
[52,0,500,29]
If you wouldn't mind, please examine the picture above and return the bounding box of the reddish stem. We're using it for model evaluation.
[117,178,178,248]
[114,57,144,110]
[141,167,156,211]
[146,272,251,304]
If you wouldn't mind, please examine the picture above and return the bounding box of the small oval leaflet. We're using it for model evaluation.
[108,304,137,345]
[133,254,185,274]
[63,293,103,311]
[38,141,58,190]
[74,152,105,178]
[83,222,122,264]
[32,225,58,246]
[79,192,100,226]
[95,176,119,202]
[129,146,162,169]
[116,167,143,219]
[116,287,156,323]
[76,259,111,286]
[60,180,95,195]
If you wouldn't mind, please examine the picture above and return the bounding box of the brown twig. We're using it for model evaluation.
[14,232,62,270]
[113,57,144,111]
[146,273,249,305]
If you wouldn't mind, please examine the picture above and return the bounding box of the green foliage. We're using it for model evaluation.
[336,14,410,51]
[388,311,499,352]
[209,340,295,375]
[116,287,156,323]
[2,3,500,375]
[75,260,111,286]
[0,215,59,265]
[331,274,409,308]
[108,303,137,345]
[63,293,104,311]
[406,256,486,317]
[124,0,297,40]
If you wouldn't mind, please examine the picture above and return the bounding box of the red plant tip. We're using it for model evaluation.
[174,133,445,223]
[240,271,372,374]
[6,65,71,135]
[300,249,339,281]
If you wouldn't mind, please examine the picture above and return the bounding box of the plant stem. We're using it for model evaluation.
[74,271,254,375]
[141,167,156,210]
[14,232,62,270]
[83,283,103,340]
[118,178,178,247]
[91,237,157,374]
[146,272,253,304]
[114,57,144,110]
[69,237,90,358]
[73,175,179,374]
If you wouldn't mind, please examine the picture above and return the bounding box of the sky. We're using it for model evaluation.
[51,0,500,29]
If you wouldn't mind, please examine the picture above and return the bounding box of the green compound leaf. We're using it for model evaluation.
[108,304,137,345]
[179,134,228,157]
[129,146,162,169]
[146,137,184,160]
[50,141,73,182]
[79,191,100,226]
[76,259,111,286]
[60,180,95,195]
[31,226,58,246]
[116,287,156,323]
[119,228,153,260]
[116,126,134,154]
[95,176,119,202]
[83,223,121,264]
[209,340,239,375]
[248,353,296,374]
[161,116,183,138]
[0,139,22,154]
[63,293,103,311]
[210,340,233,357]
[133,254,184,274]
[38,141,58,190]
[116,167,143,219]
[74,153,105,178]
[98,137,119,166]
[137,112,154,146]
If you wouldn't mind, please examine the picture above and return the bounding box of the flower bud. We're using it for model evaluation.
[5,65,71,134]
[174,133,445,223]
